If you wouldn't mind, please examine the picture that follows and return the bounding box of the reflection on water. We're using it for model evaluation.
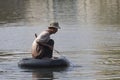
[0,0,28,24]
[31,68,67,80]
[77,0,120,24]
[32,70,53,80]
[0,0,120,80]
[0,0,120,25]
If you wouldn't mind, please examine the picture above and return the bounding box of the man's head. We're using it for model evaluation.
[48,22,60,34]
[49,22,60,29]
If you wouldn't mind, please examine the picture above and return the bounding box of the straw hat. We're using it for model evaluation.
[49,22,60,29]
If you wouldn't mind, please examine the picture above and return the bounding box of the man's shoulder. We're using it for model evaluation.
[41,30,49,35]
[38,30,49,38]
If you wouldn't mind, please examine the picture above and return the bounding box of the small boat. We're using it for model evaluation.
[18,57,70,68]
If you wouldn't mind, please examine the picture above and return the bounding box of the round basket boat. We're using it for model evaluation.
[18,57,70,68]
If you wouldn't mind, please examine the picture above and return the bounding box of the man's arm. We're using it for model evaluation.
[35,33,53,50]
[36,41,53,50]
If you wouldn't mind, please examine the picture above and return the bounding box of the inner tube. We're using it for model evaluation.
[18,57,70,68]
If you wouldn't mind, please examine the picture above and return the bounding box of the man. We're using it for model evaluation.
[32,22,60,59]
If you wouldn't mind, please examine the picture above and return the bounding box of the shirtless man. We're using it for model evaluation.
[32,22,60,59]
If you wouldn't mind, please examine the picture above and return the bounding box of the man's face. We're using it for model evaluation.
[49,27,58,34]
[52,28,58,34]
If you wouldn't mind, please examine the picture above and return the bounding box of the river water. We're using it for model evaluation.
[0,0,120,80]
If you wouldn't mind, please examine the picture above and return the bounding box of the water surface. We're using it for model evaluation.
[0,0,120,80]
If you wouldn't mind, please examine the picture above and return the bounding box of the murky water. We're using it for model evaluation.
[0,0,120,80]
